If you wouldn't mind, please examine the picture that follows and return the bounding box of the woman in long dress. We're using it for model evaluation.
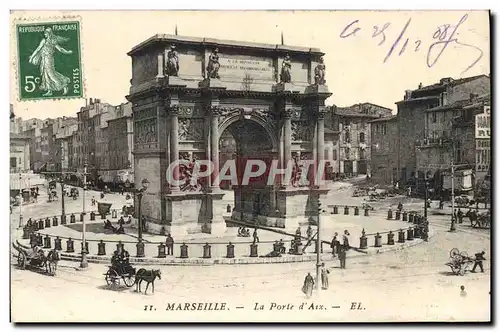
[29,27,73,96]
[302,272,315,298]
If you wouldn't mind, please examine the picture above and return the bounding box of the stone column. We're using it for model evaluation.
[169,105,180,192]
[210,106,220,191]
[283,110,292,187]
[316,109,326,186]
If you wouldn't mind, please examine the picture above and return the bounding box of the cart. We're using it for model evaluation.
[104,265,136,287]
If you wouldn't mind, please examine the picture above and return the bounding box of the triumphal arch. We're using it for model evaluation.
[127,34,331,235]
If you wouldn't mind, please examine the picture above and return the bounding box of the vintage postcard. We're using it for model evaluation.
[9,10,491,323]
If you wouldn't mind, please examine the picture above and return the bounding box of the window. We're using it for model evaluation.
[10,157,16,168]
[432,112,437,123]
[359,132,365,143]
[345,148,350,159]
[359,148,366,160]
[332,149,337,160]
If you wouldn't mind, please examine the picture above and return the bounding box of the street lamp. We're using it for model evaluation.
[18,173,23,229]
[80,161,89,269]
[136,178,150,241]
[315,199,322,291]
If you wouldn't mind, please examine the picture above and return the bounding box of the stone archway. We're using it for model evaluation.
[218,117,279,224]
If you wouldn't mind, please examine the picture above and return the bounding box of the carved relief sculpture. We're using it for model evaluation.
[178,119,204,141]
[165,44,179,77]
[206,47,220,79]
[291,121,312,141]
[280,53,292,83]
[314,56,326,85]
[178,153,202,192]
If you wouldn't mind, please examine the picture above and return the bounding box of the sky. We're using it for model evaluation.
[9,10,490,120]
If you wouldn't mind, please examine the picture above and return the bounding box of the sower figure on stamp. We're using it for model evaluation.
[302,272,315,298]
[321,263,330,290]
[471,251,486,273]
[28,27,73,96]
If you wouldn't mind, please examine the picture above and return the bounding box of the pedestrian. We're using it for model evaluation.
[306,225,313,241]
[471,251,486,273]
[426,198,431,208]
[457,209,464,224]
[460,285,467,297]
[338,246,347,269]
[330,232,338,257]
[407,186,412,197]
[302,272,315,298]
[252,228,260,243]
[165,234,174,256]
[439,199,444,209]
[397,202,403,211]
[342,230,350,250]
[321,263,330,290]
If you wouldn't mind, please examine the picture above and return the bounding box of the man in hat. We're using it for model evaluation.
[471,251,486,273]
[342,230,351,250]
[165,234,174,256]
[338,246,347,269]
[321,263,330,290]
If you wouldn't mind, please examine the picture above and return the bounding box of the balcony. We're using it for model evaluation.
[415,136,453,148]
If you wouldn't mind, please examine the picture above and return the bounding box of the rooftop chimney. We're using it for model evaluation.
[440,77,453,85]
[404,90,412,100]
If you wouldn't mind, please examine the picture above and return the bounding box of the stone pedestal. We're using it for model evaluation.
[166,76,188,87]
[199,78,226,89]
[274,82,300,93]
[305,84,330,94]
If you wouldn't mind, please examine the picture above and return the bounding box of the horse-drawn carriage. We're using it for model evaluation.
[445,248,474,276]
[104,263,136,287]
[466,209,491,229]
[12,240,59,276]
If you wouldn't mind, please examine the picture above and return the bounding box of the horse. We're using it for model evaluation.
[465,210,479,228]
[135,269,161,295]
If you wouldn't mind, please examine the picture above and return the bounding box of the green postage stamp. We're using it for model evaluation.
[16,20,83,101]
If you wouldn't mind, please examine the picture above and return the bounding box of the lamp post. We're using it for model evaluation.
[423,172,429,220]
[18,172,23,229]
[449,162,457,232]
[136,178,150,241]
[60,176,66,219]
[80,161,89,269]
[316,200,322,291]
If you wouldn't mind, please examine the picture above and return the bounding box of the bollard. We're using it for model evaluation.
[61,215,67,225]
[54,237,62,250]
[344,206,349,215]
[402,211,408,221]
[136,240,145,258]
[46,217,51,227]
[295,241,303,255]
[226,242,235,258]
[398,229,405,243]
[97,240,106,255]
[250,243,258,257]
[354,206,360,216]
[29,233,36,246]
[364,208,369,217]
[80,213,85,222]
[395,210,401,220]
[45,218,51,228]
[374,233,382,247]
[273,242,279,252]
[22,226,29,239]
[90,212,95,221]
[203,243,211,259]
[116,241,124,253]
[414,225,421,238]
[387,231,395,245]
[157,243,166,258]
[70,214,76,223]
[333,206,338,214]
[43,235,51,248]
[66,238,74,252]
[387,209,393,220]
[407,228,414,240]
[409,213,414,223]
[226,204,231,213]
[359,230,368,249]
[80,241,89,254]
[38,219,44,230]
[52,216,58,227]
[180,243,189,259]
[37,234,43,246]
[112,210,117,219]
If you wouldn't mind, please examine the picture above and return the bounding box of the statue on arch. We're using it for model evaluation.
[280,53,292,83]
[314,56,326,85]
[165,44,179,76]
[206,47,220,79]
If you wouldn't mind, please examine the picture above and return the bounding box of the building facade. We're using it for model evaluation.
[370,115,398,185]
[327,103,392,178]
[397,75,490,184]
[10,133,31,173]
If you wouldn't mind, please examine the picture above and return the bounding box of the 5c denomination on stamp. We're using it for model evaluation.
[16,20,83,101]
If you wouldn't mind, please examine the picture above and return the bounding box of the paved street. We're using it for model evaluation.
[10,182,491,322]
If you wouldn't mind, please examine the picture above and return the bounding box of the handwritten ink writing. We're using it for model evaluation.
[339,13,484,74]
[340,20,360,38]
[372,23,391,46]
[427,14,483,74]
[384,18,412,63]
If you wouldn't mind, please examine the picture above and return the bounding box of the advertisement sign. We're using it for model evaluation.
[475,105,490,138]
